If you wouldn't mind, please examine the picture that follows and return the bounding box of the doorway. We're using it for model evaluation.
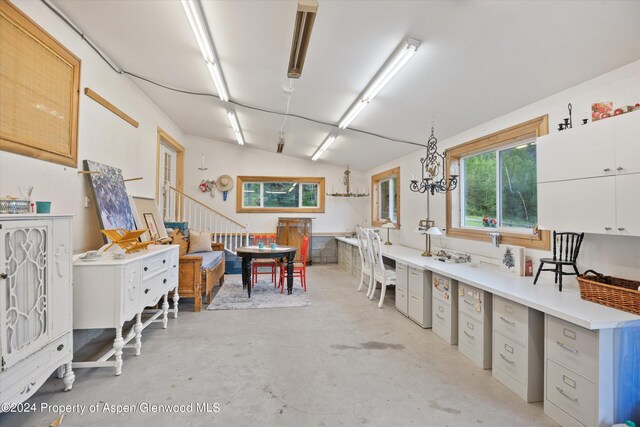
[156,127,184,221]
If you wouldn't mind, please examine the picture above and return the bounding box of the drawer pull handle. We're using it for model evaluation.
[145,288,150,294]
[163,259,166,264]
[604,227,612,231]
[618,227,626,231]
[499,353,514,364]
[617,166,624,171]
[57,344,64,351]
[556,386,578,403]
[603,168,611,172]
[435,314,445,320]
[144,267,148,271]
[463,299,474,306]
[556,341,578,354]
[463,331,474,339]
[163,278,167,284]
[500,316,516,326]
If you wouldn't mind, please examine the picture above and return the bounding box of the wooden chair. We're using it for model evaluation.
[279,235,309,293]
[251,234,278,288]
[356,226,373,293]
[368,231,396,308]
[533,231,584,292]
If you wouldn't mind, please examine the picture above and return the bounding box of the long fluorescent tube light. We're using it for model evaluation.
[182,0,230,102]
[288,0,318,78]
[227,110,245,145]
[338,38,420,129]
[311,134,337,161]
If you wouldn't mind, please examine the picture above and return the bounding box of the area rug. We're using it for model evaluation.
[207,275,310,311]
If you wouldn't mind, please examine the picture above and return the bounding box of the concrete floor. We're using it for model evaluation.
[1,265,558,427]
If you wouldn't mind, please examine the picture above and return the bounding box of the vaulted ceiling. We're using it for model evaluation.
[52,0,640,171]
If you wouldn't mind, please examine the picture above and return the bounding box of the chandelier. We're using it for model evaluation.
[327,167,369,198]
[409,126,458,195]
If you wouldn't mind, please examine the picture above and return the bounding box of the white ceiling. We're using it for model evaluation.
[52,0,640,171]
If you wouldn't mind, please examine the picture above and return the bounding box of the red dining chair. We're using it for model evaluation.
[279,236,309,293]
[251,234,278,288]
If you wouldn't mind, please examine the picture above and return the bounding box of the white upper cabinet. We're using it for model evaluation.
[537,111,640,183]
[613,111,640,175]
[614,173,640,236]
[538,177,617,234]
[537,118,614,183]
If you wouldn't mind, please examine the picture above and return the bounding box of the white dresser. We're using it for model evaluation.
[72,245,179,375]
[458,282,492,369]
[395,262,409,316]
[0,214,75,406]
[432,273,458,344]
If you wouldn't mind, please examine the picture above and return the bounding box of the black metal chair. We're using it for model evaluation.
[533,231,584,292]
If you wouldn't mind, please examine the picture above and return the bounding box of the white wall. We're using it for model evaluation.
[183,135,369,234]
[367,59,640,285]
[0,0,185,253]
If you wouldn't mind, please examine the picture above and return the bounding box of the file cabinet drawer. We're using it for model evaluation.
[494,295,528,346]
[408,267,425,298]
[459,283,485,323]
[546,359,596,427]
[395,285,408,316]
[459,313,483,358]
[408,292,424,326]
[547,316,597,381]
[432,297,457,344]
[396,263,408,290]
[493,332,527,385]
[433,273,455,304]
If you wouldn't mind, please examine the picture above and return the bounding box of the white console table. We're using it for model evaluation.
[337,236,640,427]
[72,245,179,375]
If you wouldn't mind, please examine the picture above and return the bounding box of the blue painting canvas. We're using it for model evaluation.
[84,160,136,241]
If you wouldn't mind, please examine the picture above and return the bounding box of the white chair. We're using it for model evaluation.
[368,230,396,308]
[355,226,373,293]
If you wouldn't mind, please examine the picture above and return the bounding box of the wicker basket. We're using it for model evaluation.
[577,270,640,315]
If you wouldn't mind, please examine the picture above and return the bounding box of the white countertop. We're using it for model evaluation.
[336,237,640,330]
[73,245,178,266]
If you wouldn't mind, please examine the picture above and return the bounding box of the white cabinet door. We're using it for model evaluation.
[613,111,640,175]
[0,220,54,370]
[538,177,616,234]
[615,173,640,236]
[537,119,614,183]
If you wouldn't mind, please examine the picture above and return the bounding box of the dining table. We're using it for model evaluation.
[235,245,297,297]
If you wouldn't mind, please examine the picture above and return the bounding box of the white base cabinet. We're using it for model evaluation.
[458,282,492,369]
[544,315,614,427]
[432,273,458,344]
[492,295,544,402]
[0,215,75,407]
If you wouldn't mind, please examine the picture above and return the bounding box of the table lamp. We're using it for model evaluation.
[417,219,442,256]
[381,219,396,245]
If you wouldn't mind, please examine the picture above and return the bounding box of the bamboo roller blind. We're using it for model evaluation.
[0,1,80,167]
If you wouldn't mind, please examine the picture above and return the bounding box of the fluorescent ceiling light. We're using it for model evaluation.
[311,134,337,161]
[288,0,318,78]
[181,0,230,102]
[227,110,245,145]
[338,38,420,129]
